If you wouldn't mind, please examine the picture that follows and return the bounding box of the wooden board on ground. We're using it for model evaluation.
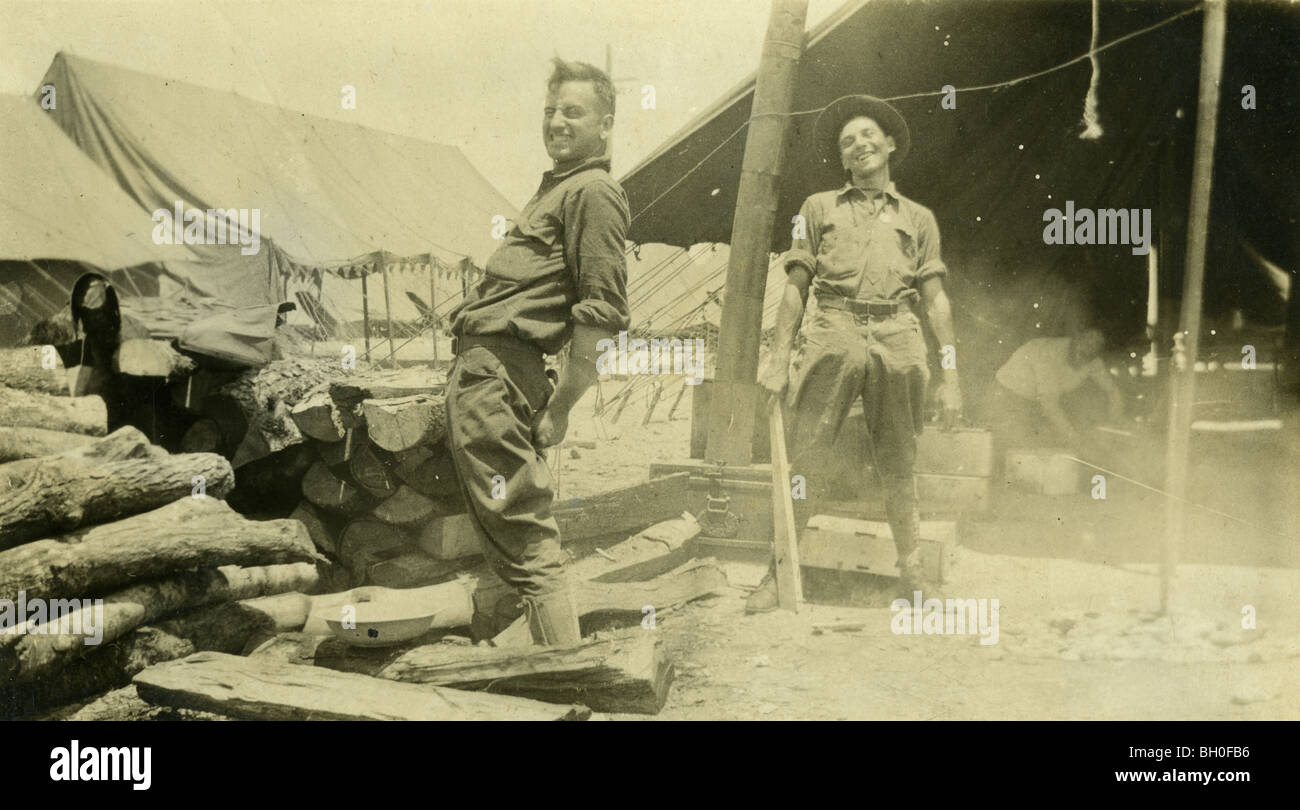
[257,629,672,714]
[551,472,692,542]
[133,651,590,721]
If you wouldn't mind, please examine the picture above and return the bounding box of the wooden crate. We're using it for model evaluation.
[798,528,945,583]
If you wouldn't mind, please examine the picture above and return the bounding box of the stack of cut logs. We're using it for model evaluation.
[284,366,481,591]
[0,381,321,718]
[3,349,728,719]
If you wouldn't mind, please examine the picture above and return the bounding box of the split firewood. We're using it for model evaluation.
[348,439,397,498]
[338,518,414,582]
[254,629,672,714]
[414,513,481,559]
[290,501,341,556]
[300,459,373,515]
[0,346,66,395]
[0,497,318,603]
[372,485,438,525]
[0,384,106,435]
[0,450,233,550]
[363,394,447,452]
[132,651,590,721]
[365,553,469,589]
[0,562,319,684]
[290,388,345,442]
[395,446,460,497]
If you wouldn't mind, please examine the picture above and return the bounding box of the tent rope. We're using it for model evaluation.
[1080,0,1105,140]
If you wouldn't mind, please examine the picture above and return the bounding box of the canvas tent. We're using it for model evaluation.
[619,0,1299,393]
[36,52,519,338]
[0,94,193,343]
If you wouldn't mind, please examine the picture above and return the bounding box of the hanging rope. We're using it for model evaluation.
[1079,0,1105,140]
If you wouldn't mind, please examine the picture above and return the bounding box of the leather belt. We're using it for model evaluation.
[816,294,909,317]
[452,333,544,361]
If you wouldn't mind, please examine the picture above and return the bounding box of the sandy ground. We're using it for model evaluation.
[553,381,1300,721]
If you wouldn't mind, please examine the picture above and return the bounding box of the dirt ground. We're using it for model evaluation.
[556,381,1300,721]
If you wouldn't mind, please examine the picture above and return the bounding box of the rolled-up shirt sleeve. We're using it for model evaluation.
[563,179,631,332]
[916,207,948,282]
[781,196,820,276]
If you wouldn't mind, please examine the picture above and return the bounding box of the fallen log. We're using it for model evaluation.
[0,562,319,683]
[301,459,373,515]
[0,425,157,475]
[63,685,230,722]
[363,394,447,452]
[255,629,672,714]
[133,651,591,720]
[552,472,691,543]
[0,498,318,603]
[0,450,234,550]
[0,385,106,435]
[0,426,95,462]
[0,347,66,395]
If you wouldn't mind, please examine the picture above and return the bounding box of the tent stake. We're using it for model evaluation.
[1161,0,1226,614]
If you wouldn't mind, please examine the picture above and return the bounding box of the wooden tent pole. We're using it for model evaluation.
[1161,0,1227,614]
[382,258,396,369]
[704,0,807,464]
[428,255,438,366]
[361,272,372,363]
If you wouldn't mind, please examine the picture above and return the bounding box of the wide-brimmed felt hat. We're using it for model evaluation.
[812,94,910,169]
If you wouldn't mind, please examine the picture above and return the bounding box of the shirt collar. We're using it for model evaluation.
[835,180,900,203]
[545,153,612,182]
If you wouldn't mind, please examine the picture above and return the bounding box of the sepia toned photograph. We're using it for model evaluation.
[1,0,1297,768]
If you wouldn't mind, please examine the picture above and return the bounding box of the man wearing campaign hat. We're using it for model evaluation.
[746,95,962,613]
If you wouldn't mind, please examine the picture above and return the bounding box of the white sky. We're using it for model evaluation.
[1,0,843,203]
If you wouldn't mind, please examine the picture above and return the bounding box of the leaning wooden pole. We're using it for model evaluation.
[1161,0,1226,614]
[704,0,808,465]
[361,273,372,363]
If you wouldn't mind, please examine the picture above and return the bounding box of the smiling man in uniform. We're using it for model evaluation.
[747,95,961,613]
[446,59,630,644]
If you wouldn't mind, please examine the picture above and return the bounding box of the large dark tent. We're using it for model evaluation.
[619,0,1299,400]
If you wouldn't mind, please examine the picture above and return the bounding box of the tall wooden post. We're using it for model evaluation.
[381,258,396,369]
[427,255,438,365]
[361,272,372,363]
[1162,0,1226,613]
[705,0,807,465]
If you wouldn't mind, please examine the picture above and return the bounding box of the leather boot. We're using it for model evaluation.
[744,560,780,615]
[522,587,582,645]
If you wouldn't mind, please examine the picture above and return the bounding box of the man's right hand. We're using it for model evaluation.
[759,356,790,400]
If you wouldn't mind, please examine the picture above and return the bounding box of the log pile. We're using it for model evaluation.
[0,428,321,718]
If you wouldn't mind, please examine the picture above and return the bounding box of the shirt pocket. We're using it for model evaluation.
[891,224,920,287]
[512,212,562,250]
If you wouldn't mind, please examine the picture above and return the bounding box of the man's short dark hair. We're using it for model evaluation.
[547,58,615,116]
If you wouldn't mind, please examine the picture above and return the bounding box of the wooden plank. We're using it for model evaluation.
[551,472,691,542]
[132,651,590,721]
[767,399,802,611]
